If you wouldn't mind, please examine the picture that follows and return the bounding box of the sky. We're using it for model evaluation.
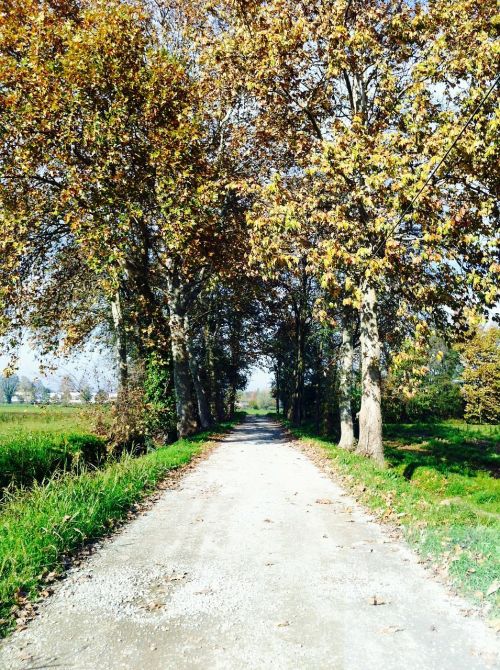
[246,366,272,391]
[1,340,272,392]
[0,341,115,391]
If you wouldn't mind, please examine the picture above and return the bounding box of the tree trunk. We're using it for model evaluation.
[227,319,242,419]
[205,325,225,422]
[338,319,355,450]
[111,291,128,393]
[185,317,213,430]
[356,280,384,465]
[275,363,281,415]
[291,309,306,425]
[314,344,323,434]
[168,275,198,438]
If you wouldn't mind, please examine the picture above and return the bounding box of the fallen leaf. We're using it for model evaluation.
[277,621,290,627]
[316,498,333,505]
[368,596,387,606]
[486,581,500,597]
[379,625,404,634]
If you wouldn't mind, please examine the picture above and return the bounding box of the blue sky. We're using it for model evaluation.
[1,341,272,392]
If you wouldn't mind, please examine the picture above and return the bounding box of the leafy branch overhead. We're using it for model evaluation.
[0,0,498,453]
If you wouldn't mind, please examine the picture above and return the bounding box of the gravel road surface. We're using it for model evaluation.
[1,416,498,669]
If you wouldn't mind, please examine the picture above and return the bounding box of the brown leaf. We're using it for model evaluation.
[316,498,333,505]
[486,581,500,597]
[379,625,404,634]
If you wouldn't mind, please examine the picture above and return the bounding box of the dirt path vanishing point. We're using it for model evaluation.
[1,416,499,670]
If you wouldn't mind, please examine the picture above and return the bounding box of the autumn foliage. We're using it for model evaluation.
[0,0,498,455]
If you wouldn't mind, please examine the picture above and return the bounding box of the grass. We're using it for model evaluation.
[0,404,91,437]
[287,419,500,618]
[0,405,105,492]
[243,408,277,416]
[0,414,239,636]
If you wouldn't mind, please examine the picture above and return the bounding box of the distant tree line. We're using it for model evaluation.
[0,375,49,404]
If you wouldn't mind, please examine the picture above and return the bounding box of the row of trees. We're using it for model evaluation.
[0,374,49,404]
[0,373,101,404]
[1,1,498,458]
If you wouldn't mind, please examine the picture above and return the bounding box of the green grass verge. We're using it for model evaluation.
[287,420,500,619]
[0,418,237,636]
[0,433,106,492]
[0,404,106,492]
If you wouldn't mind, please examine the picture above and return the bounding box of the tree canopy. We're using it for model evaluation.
[1,0,498,453]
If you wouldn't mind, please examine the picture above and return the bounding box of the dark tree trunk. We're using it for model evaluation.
[167,273,198,438]
[275,362,281,415]
[290,261,308,425]
[185,316,213,430]
[227,318,242,419]
[205,325,225,422]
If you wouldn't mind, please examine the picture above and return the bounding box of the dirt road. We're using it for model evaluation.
[1,416,498,669]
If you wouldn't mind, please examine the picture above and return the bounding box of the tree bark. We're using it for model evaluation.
[290,319,305,424]
[185,316,213,430]
[290,266,308,425]
[167,274,198,438]
[356,280,384,465]
[205,324,225,422]
[275,362,281,415]
[338,318,355,450]
[227,318,242,419]
[111,291,128,393]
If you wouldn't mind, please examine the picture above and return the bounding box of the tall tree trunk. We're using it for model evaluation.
[356,280,384,465]
[167,275,198,438]
[185,316,213,430]
[227,319,242,419]
[291,316,305,424]
[205,325,225,422]
[111,291,128,393]
[275,362,281,415]
[314,343,323,434]
[290,260,308,425]
[338,318,355,450]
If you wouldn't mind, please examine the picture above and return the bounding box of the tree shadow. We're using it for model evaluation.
[384,423,500,480]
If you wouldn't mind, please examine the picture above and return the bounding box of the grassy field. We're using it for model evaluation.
[288,420,500,619]
[0,402,89,428]
[0,404,105,492]
[0,407,239,636]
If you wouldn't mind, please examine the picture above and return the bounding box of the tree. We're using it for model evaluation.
[80,386,93,404]
[59,376,75,404]
[383,337,463,422]
[18,376,36,403]
[32,379,50,404]
[460,326,500,424]
[0,374,19,404]
[192,0,499,463]
[0,0,239,437]
[94,389,110,404]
